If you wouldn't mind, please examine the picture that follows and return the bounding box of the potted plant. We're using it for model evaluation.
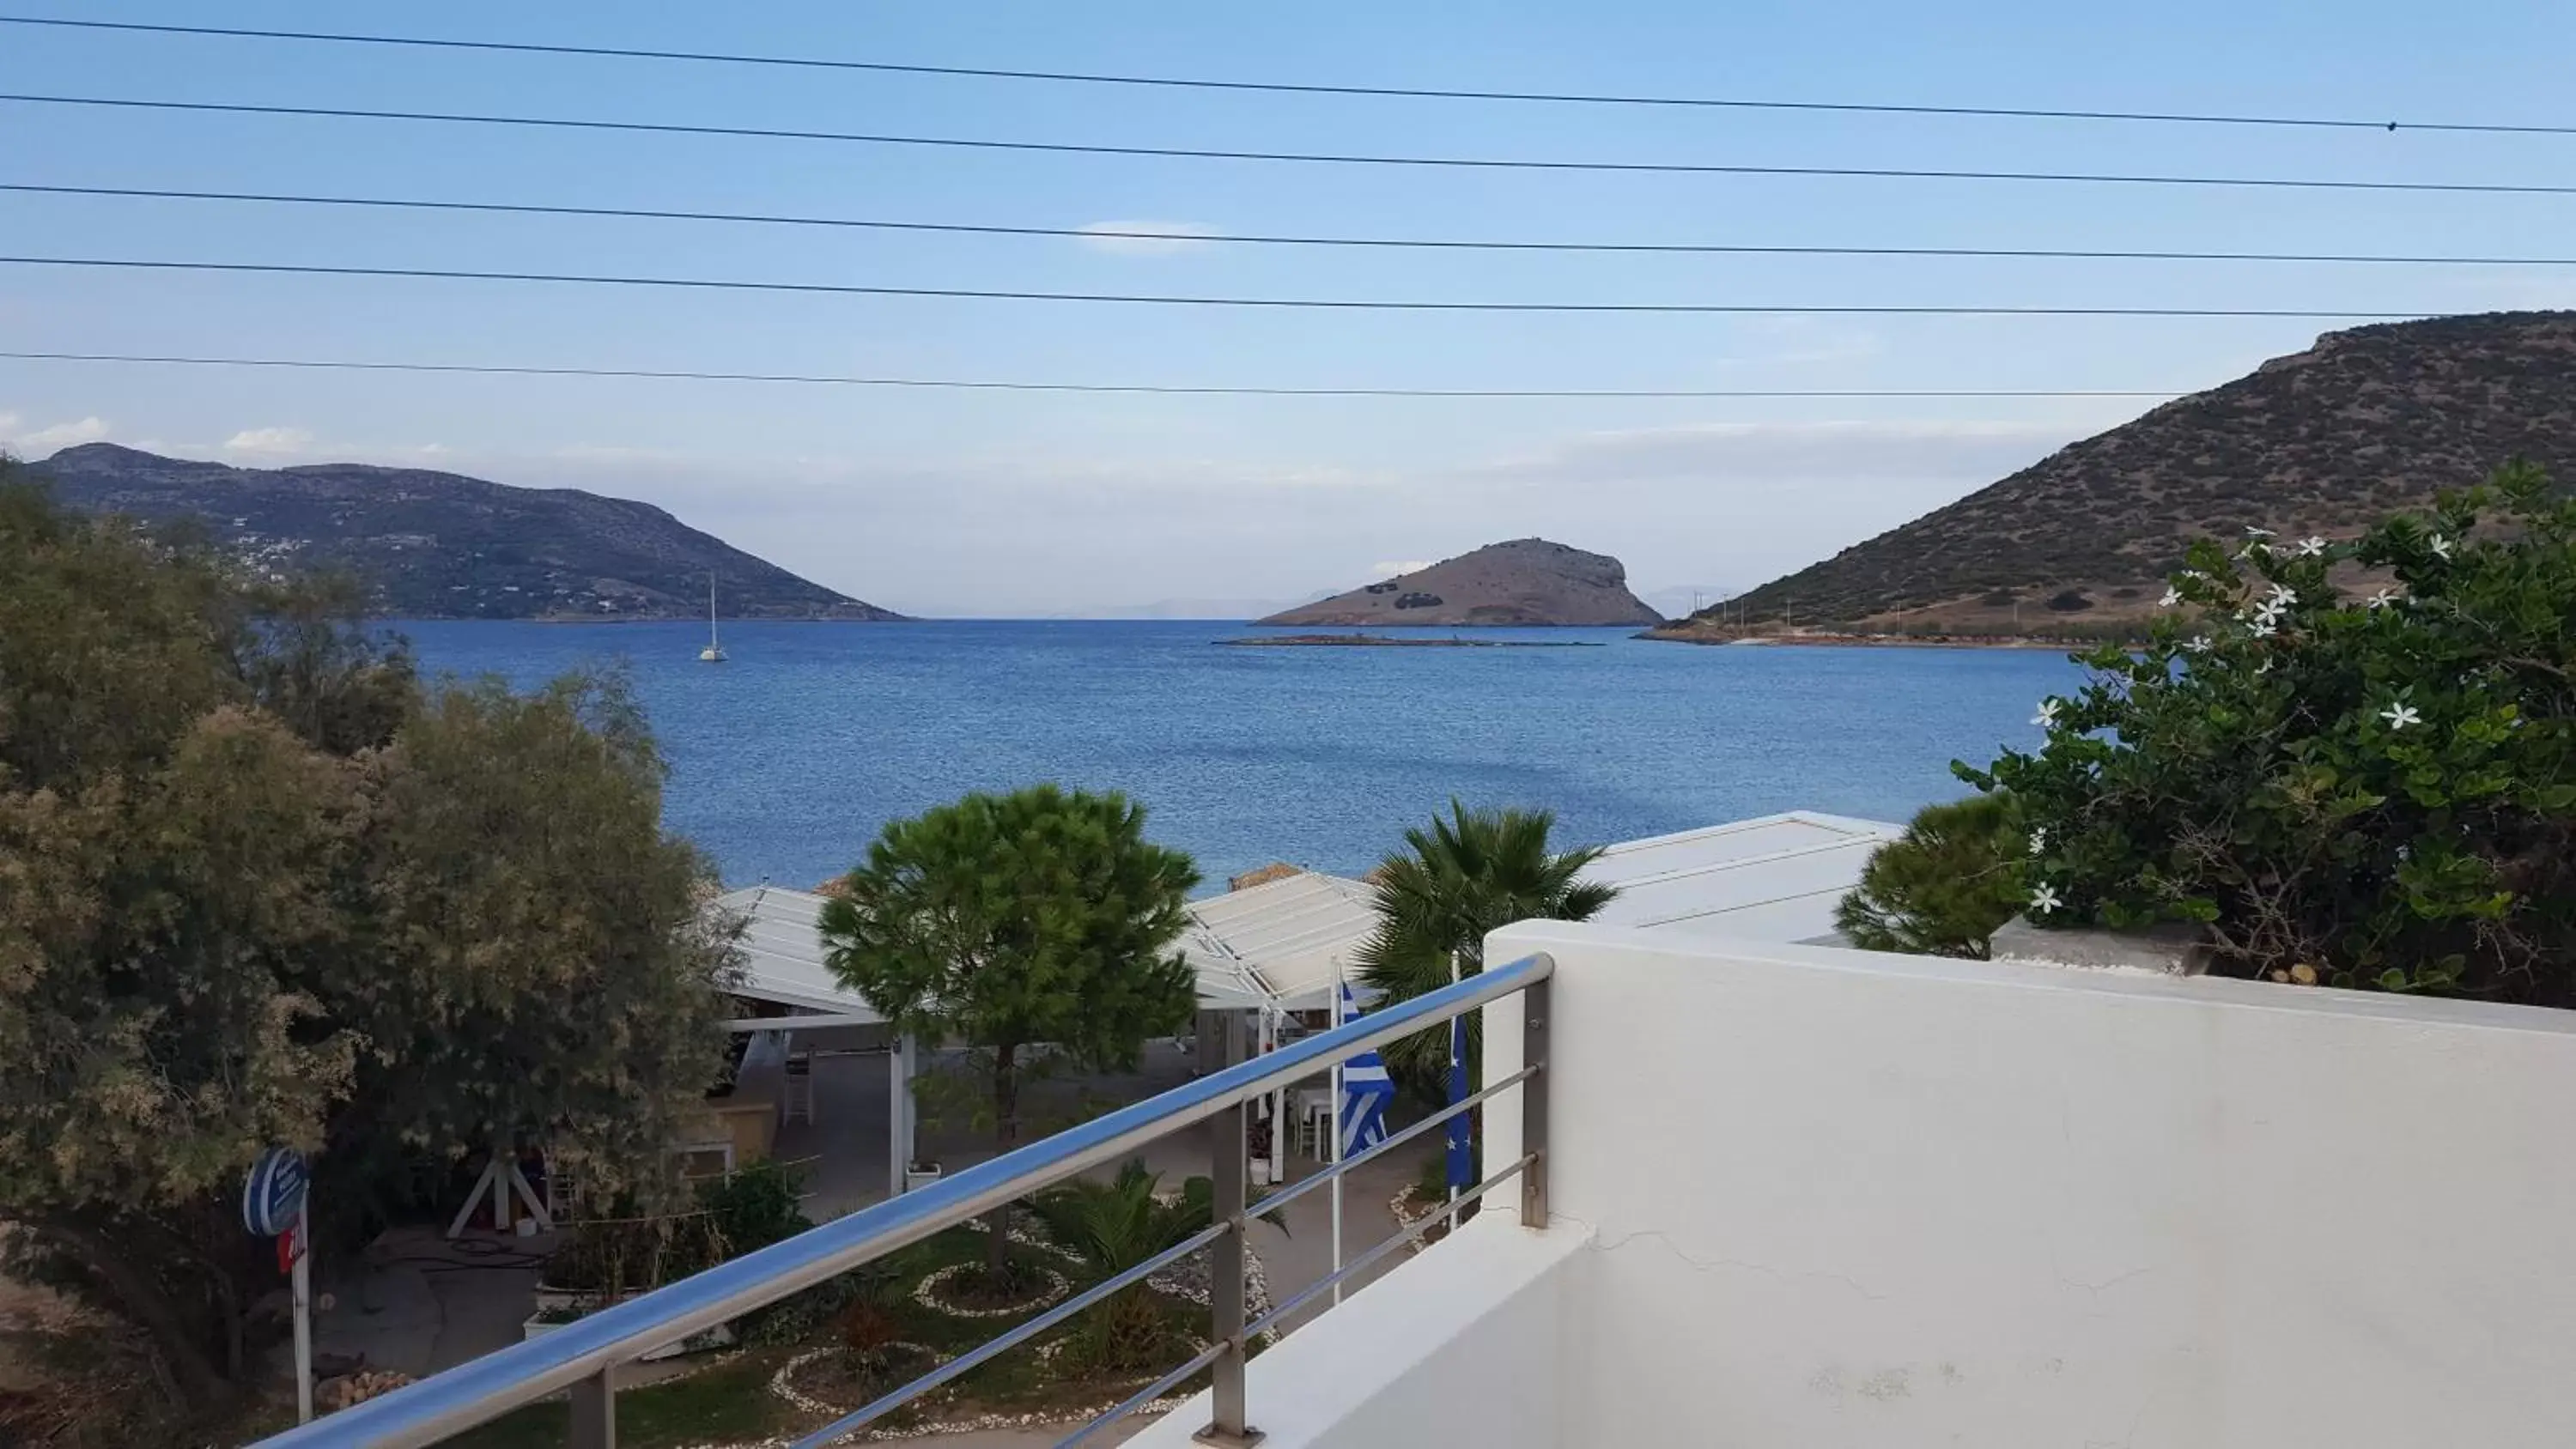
[1247,1117,1275,1186]
[522,1302,586,1343]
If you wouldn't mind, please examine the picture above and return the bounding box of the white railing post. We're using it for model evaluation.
[569,1365,614,1448]
[1520,975,1551,1227]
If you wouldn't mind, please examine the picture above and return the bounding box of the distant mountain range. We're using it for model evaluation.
[1659,312,2576,635]
[1260,538,1664,627]
[30,444,903,621]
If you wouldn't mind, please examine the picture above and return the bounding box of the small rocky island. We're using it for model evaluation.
[1258,538,1664,627]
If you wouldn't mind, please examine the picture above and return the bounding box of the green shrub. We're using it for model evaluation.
[1959,461,2576,999]
[1833,794,2024,958]
[697,1158,810,1256]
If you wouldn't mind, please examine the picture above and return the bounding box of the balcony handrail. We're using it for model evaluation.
[253,951,1557,1448]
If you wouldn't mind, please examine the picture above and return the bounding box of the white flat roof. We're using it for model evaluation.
[717,882,1291,1018]
[712,885,888,1021]
[1581,810,1904,945]
[1183,870,1378,1014]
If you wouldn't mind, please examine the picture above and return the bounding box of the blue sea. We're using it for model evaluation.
[393,621,2087,891]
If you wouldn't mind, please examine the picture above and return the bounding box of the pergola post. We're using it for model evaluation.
[888,1033,915,1197]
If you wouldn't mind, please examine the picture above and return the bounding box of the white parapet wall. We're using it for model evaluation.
[1141,923,2576,1447]
[1480,920,2576,1448]
[1128,1216,1589,1449]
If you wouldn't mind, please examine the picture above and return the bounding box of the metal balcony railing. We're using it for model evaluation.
[252,952,1555,1449]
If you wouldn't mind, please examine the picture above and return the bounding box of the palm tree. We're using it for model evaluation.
[1353,802,1618,1098]
[1029,1161,1214,1372]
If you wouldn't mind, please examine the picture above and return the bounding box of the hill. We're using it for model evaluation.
[27,444,905,621]
[1258,538,1663,627]
[1657,312,2576,637]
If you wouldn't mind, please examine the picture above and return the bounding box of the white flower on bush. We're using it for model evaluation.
[2266,582,2296,607]
[2295,537,2327,557]
[2032,699,2062,728]
[2244,525,2275,538]
[2027,883,2063,914]
[2249,612,2279,639]
[2367,587,2400,609]
[2159,586,2182,609]
[2429,534,2453,559]
[2380,702,2421,731]
[2027,827,2047,853]
[2184,635,2212,653]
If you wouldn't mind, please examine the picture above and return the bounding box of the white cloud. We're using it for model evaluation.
[221,427,316,456]
[4,415,110,450]
[1075,220,1224,257]
[1369,559,1433,579]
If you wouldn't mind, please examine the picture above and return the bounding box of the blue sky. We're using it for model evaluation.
[5,1,2574,615]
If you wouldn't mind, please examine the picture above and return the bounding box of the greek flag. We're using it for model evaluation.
[1338,983,1396,1157]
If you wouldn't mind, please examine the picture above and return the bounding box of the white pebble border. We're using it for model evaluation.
[767,1343,944,1417]
[750,1215,1280,1444]
[912,1262,1071,1319]
[765,1345,1194,1446]
[974,1211,1279,1341]
[963,1219,1083,1264]
[1388,1185,1442,1254]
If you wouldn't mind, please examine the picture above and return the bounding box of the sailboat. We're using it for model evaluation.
[699,575,727,663]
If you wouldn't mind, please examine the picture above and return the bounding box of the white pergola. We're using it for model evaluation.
[1181,870,1380,1015]
[1579,810,1905,944]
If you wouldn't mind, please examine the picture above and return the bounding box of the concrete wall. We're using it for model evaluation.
[1481,922,2576,1448]
[1128,1216,1589,1449]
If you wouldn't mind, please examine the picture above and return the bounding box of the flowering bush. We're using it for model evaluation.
[1959,461,2575,1001]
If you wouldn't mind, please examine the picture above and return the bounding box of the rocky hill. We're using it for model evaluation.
[1259,538,1663,627]
[1660,312,2576,636]
[29,444,904,621]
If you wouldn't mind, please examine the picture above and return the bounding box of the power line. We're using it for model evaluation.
[0,255,2439,318]
[0,350,2192,398]
[11,182,2575,269]
[2,15,2564,137]
[10,94,2576,197]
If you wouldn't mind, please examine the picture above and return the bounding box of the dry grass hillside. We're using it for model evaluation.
[1666,312,2576,636]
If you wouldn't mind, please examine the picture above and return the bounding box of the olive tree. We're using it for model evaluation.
[819,785,1199,1281]
[0,467,734,1416]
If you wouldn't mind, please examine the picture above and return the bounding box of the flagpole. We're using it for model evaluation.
[1330,962,1346,1307]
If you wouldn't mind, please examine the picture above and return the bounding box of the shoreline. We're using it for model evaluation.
[1640,628,2113,651]
[1221,633,1604,649]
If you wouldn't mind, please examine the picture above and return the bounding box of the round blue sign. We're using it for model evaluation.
[241,1147,308,1238]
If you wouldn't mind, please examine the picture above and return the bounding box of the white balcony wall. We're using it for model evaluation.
[1145,922,2576,1448]
[1484,921,2576,1448]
